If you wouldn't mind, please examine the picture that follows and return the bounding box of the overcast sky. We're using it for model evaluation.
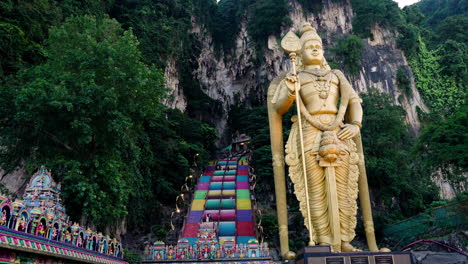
[393,0,420,7]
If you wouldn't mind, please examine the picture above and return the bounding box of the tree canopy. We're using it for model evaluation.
[0,15,217,229]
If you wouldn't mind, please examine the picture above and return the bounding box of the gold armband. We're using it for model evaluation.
[350,96,363,104]
[351,121,362,129]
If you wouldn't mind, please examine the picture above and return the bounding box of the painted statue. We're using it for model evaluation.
[18,217,26,232]
[36,222,45,237]
[0,210,7,226]
[51,227,58,240]
[64,231,72,243]
[268,23,387,257]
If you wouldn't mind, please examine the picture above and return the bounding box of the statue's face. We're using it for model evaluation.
[302,40,323,65]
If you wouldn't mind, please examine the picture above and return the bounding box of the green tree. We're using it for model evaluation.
[409,36,464,115]
[417,0,467,27]
[361,88,437,218]
[0,0,111,77]
[0,15,166,227]
[331,35,364,75]
[437,40,467,84]
[402,5,426,26]
[396,68,412,98]
[247,0,291,47]
[110,0,193,68]
[351,0,403,38]
[413,105,468,190]
[397,23,420,58]
[0,23,39,76]
[435,15,468,44]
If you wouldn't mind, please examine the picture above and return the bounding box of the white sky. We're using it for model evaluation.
[394,0,420,8]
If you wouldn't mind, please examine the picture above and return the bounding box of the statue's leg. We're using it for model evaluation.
[304,151,331,244]
[336,140,360,252]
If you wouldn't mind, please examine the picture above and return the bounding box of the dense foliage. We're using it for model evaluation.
[351,0,403,38]
[399,0,467,116]
[0,0,112,77]
[409,36,463,114]
[0,6,218,231]
[413,106,468,190]
[331,35,364,75]
[396,68,412,98]
[1,16,163,226]
[417,0,467,27]
[247,0,291,50]
[361,89,438,219]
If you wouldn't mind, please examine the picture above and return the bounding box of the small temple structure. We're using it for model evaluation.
[0,166,126,264]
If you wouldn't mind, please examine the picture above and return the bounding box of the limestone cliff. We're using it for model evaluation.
[168,0,427,135]
[164,0,459,198]
[163,57,187,111]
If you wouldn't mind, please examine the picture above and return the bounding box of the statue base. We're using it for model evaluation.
[295,246,412,264]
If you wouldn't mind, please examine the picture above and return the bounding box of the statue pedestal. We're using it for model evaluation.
[295,246,412,264]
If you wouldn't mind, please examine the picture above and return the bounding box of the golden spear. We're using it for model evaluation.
[280,32,315,247]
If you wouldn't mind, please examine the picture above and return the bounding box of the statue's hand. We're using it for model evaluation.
[285,74,300,95]
[337,124,359,140]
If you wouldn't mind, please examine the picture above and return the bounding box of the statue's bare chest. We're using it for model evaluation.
[299,71,340,112]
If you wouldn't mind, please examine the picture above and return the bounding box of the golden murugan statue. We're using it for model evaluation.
[268,24,386,258]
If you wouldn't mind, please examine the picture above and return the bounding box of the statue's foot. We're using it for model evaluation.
[379,247,391,252]
[341,242,361,252]
[283,251,296,260]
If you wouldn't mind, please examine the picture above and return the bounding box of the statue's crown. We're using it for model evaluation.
[300,23,322,46]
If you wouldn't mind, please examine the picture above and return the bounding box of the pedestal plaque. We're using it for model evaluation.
[375,255,394,264]
[325,257,344,264]
[351,256,370,264]
[295,246,412,264]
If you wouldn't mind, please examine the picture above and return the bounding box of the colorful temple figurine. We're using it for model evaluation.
[0,209,7,226]
[76,234,83,247]
[84,228,94,249]
[143,243,151,260]
[50,227,58,240]
[202,244,210,258]
[167,246,174,260]
[17,217,26,232]
[155,251,162,260]
[176,238,190,259]
[188,245,195,259]
[239,244,245,258]
[108,243,114,256]
[152,241,166,260]
[64,230,72,243]
[36,222,45,237]
[262,242,270,257]
[247,239,260,258]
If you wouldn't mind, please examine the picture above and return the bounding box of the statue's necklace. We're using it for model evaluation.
[312,72,332,100]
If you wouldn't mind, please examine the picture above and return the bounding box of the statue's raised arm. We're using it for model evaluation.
[267,24,387,258]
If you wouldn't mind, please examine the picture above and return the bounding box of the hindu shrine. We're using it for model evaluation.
[0,166,126,264]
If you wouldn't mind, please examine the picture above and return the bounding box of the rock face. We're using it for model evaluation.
[0,168,27,198]
[357,25,427,133]
[176,0,426,138]
[163,57,187,111]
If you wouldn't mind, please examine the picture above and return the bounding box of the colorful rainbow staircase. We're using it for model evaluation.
[143,152,272,262]
[181,154,256,245]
